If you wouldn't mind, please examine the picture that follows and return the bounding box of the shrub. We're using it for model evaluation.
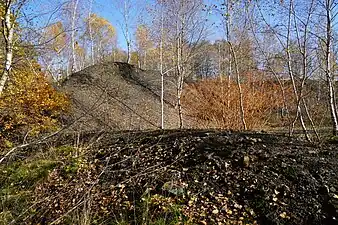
[182,73,294,130]
[0,60,69,141]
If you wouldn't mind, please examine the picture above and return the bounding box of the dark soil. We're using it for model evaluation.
[2,130,338,224]
[60,62,186,131]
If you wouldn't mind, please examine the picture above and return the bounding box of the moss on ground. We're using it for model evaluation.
[0,159,58,225]
[0,144,84,224]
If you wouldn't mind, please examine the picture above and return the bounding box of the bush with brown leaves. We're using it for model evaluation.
[182,73,293,130]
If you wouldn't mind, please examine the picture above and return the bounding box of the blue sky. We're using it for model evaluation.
[25,0,222,50]
[92,0,149,50]
[91,0,221,50]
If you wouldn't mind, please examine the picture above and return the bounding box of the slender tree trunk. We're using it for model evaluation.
[71,0,79,73]
[176,27,184,129]
[225,0,232,111]
[124,0,131,64]
[225,0,246,130]
[249,19,290,127]
[324,0,338,135]
[286,0,309,141]
[302,99,320,141]
[0,0,14,95]
[327,76,338,135]
[229,42,247,130]
[126,38,131,64]
[175,0,185,129]
[137,50,141,68]
[160,4,164,129]
[88,0,95,65]
[225,0,232,129]
[289,0,313,141]
[177,75,184,129]
[218,43,226,127]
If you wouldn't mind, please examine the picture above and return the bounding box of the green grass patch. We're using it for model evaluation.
[0,143,88,224]
[328,135,338,143]
[1,159,57,192]
[52,145,87,176]
[0,159,58,224]
[55,145,78,155]
[62,157,84,175]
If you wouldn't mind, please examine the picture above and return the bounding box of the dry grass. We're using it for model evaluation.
[182,75,293,130]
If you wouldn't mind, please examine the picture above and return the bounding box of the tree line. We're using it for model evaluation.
[1,0,338,142]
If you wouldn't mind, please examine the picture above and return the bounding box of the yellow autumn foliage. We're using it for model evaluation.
[0,60,69,138]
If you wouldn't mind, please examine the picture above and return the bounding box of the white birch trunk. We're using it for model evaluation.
[226,0,232,110]
[289,0,312,141]
[229,42,247,130]
[176,28,183,129]
[88,0,95,65]
[325,0,338,135]
[71,0,79,73]
[176,0,184,129]
[160,5,164,129]
[0,1,14,95]
[124,0,131,64]
[286,0,309,140]
[225,0,246,130]
[218,42,226,126]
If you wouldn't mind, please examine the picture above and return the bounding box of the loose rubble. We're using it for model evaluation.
[6,129,338,224]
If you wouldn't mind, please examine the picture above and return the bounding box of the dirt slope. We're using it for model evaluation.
[61,62,187,130]
[4,130,337,225]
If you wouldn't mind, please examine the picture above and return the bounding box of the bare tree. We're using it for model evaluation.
[285,0,310,141]
[159,3,165,129]
[213,0,248,130]
[253,0,319,139]
[70,0,80,73]
[112,0,134,64]
[226,0,247,130]
[322,0,338,135]
[122,0,131,63]
[88,0,94,65]
[0,0,27,95]
[157,0,207,129]
[248,8,291,129]
[291,0,319,140]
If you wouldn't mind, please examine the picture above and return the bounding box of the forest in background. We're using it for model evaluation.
[1,0,338,144]
[2,1,338,224]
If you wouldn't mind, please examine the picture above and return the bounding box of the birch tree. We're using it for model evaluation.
[0,0,27,95]
[1,1,13,94]
[253,0,320,139]
[321,0,338,135]
[159,2,165,129]
[113,0,134,64]
[83,13,116,64]
[40,21,68,81]
[70,0,79,73]
[284,0,311,140]
[88,0,94,65]
[157,0,206,129]
[227,0,247,130]
[213,0,249,130]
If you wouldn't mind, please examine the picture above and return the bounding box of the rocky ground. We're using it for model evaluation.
[1,129,338,224]
[60,62,184,131]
